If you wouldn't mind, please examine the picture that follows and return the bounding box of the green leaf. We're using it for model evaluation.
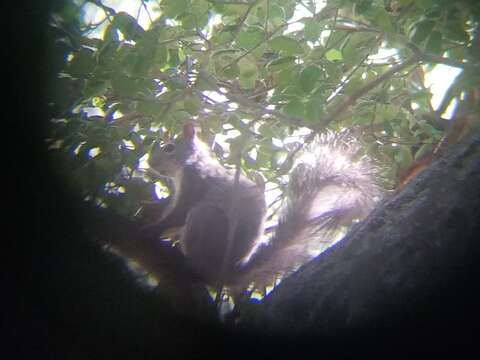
[342,33,375,67]
[92,96,106,108]
[342,76,363,95]
[165,78,187,91]
[171,110,192,123]
[181,12,209,30]
[383,119,394,136]
[409,20,435,44]
[212,30,234,45]
[196,71,217,91]
[222,63,239,79]
[323,61,342,82]
[258,123,274,137]
[93,157,116,183]
[304,19,322,42]
[188,0,210,28]
[279,84,303,99]
[425,31,443,55]
[112,75,138,97]
[325,48,343,62]
[69,48,96,77]
[238,56,258,89]
[137,100,165,116]
[272,68,295,87]
[443,21,469,43]
[113,12,144,41]
[269,87,288,102]
[184,95,201,115]
[304,97,326,124]
[299,65,322,93]
[154,44,168,67]
[272,6,287,27]
[268,36,303,55]
[353,0,372,15]
[168,48,182,67]
[192,0,209,14]
[414,143,434,162]
[394,146,413,169]
[237,27,264,49]
[220,3,249,17]
[326,30,348,50]
[161,0,190,18]
[282,99,304,119]
[213,50,238,76]
[419,122,442,139]
[83,79,109,98]
[281,0,296,20]
[415,0,437,9]
[266,56,296,72]
[373,9,394,33]
[252,42,268,58]
[446,46,466,60]
[352,105,375,125]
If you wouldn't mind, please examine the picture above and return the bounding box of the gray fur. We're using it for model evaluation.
[149,128,382,290]
[234,132,383,290]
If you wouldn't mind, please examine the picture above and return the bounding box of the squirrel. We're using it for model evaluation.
[146,123,382,291]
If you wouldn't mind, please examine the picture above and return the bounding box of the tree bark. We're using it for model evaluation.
[237,133,480,344]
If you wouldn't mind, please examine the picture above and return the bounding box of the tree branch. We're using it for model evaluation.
[231,0,260,43]
[197,71,304,126]
[319,53,422,130]
[421,53,471,69]
[241,132,480,337]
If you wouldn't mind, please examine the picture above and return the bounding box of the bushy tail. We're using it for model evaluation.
[235,133,383,290]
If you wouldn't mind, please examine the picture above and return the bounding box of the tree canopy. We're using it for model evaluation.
[46,0,479,221]
[16,2,480,356]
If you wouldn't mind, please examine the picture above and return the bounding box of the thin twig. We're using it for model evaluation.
[326,38,380,105]
[319,53,423,130]
[298,0,315,15]
[112,111,145,123]
[323,8,338,50]
[89,0,116,17]
[197,71,304,125]
[141,0,153,24]
[222,17,297,72]
[264,0,269,34]
[231,0,260,43]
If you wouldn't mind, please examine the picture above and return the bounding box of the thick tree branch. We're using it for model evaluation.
[240,132,480,336]
[80,201,216,316]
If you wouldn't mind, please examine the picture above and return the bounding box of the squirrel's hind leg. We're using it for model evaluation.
[182,204,229,283]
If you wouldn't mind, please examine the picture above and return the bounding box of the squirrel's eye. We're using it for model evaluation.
[162,143,176,154]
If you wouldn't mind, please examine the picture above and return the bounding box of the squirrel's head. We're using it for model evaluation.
[148,123,199,177]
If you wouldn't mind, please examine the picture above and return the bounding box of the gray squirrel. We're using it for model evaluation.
[147,123,382,291]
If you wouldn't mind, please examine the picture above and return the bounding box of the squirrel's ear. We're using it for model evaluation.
[183,122,196,140]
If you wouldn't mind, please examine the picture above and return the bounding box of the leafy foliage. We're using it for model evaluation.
[47,0,480,218]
